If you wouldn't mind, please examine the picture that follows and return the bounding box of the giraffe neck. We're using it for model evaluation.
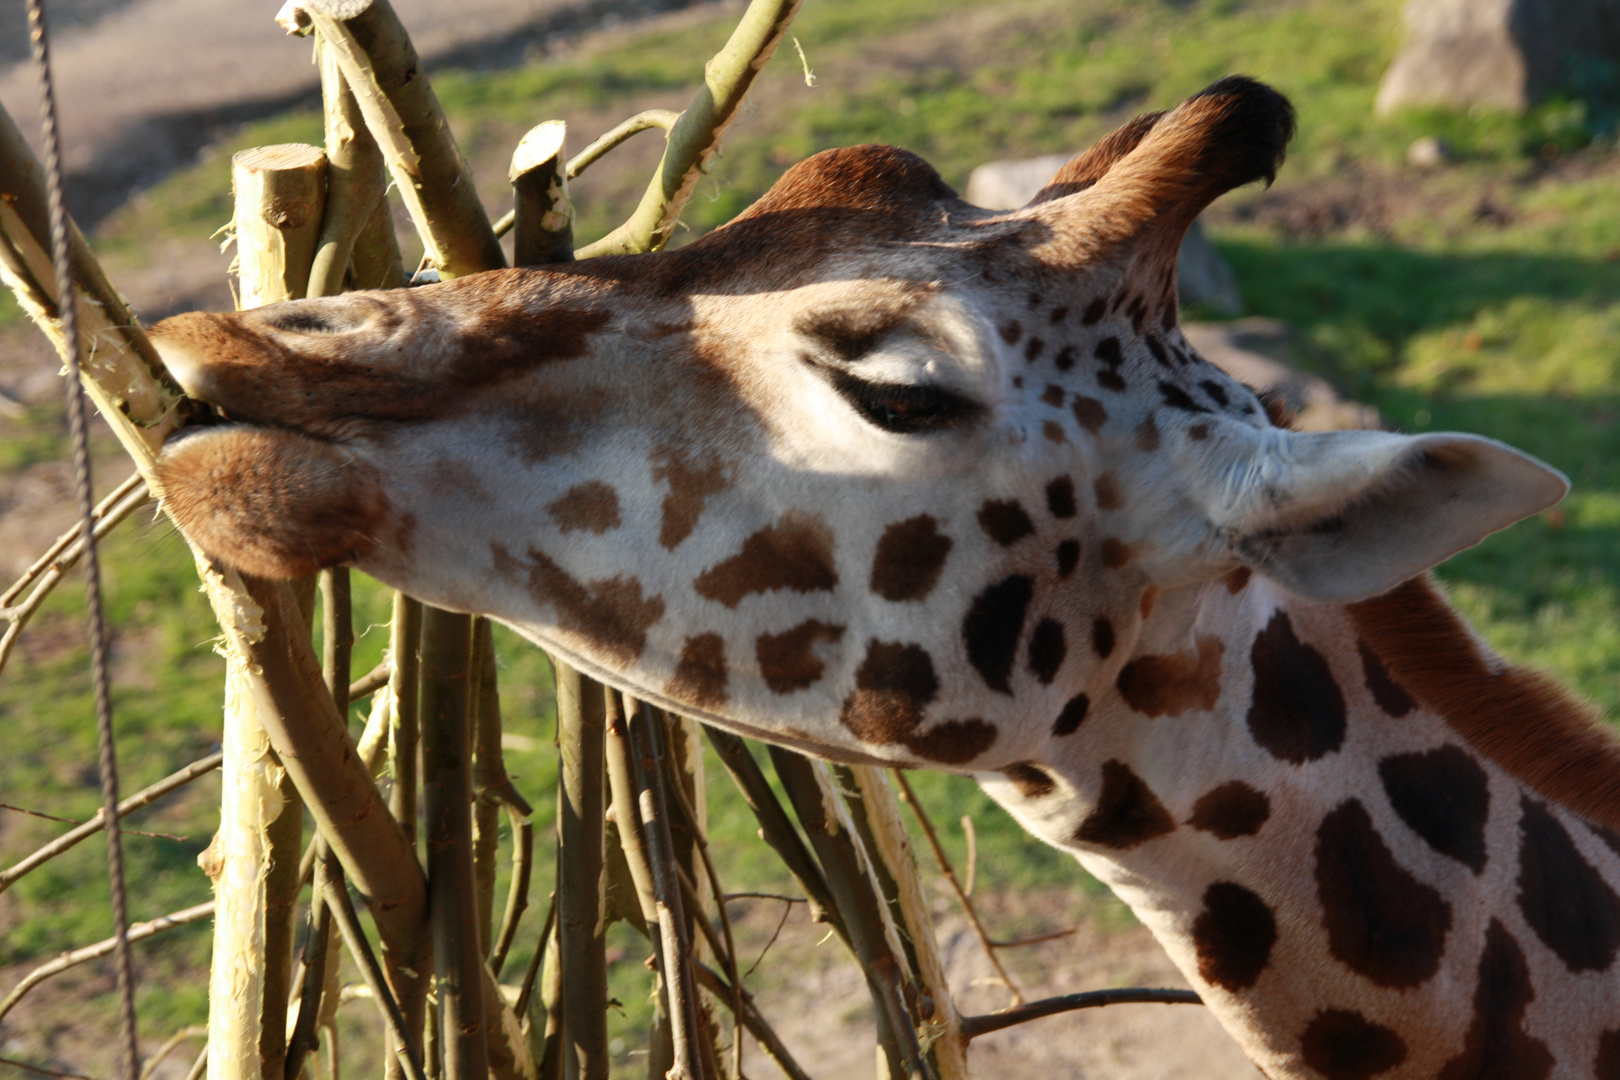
[981,575,1620,1079]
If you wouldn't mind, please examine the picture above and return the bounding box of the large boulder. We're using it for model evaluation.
[964,153,1243,315]
[1376,0,1620,114]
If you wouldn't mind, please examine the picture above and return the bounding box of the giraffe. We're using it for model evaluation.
[148,76,1620,1078]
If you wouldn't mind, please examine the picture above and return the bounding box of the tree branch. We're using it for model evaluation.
[958,988,1203,1040]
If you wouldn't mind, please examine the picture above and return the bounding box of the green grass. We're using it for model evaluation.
[7,0,1620,1067]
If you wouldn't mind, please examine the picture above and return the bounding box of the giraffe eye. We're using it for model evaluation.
[821,366,981,434]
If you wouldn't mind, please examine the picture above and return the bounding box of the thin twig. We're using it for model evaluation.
[513,893,556,1024]
[0,753,221,893]
[957,988,1202,1040]
[627,701,701,1080]
[488,810,533,979]
[0,1055,94,1080]
[702,727,843,941]
[553,660,608,1080]
[693,962,814,1080]
[0,803,186,842]
[663,743,745,1078]
[0,902,213,1023]
[1,471,144,607]
[891,771,1022,1004]
[349,661,391,701]
[991,927,1077,949]
[577,0,803,256]
[324,862,430,1080]
[285,848,338,1080]
[960,815,977,899]
[136,1025,206,1080]
[0,477,151,679]
[744,897,794,979]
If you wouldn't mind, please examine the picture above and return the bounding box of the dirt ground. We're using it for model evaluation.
[726,887,1258,1080]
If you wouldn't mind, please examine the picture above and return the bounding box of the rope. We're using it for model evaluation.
[24,3,141,1076]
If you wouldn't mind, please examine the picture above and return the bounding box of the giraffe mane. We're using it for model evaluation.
[1350,575,1620,831]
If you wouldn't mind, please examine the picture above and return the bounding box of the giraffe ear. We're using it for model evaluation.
[1025,76,1295,254]
[1210,430,1567,603]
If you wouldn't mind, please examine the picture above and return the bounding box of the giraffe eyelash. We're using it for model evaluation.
[810,361,982,435]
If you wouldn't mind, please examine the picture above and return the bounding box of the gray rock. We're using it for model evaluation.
[964,153,1242,315]
[1376,0,1620,114]
[1407,135,1455,167]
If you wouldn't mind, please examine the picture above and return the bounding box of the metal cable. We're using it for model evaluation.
[25,2,140,1076]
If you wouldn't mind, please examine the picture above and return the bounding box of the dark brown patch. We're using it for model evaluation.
[547,480,622,534]
[1049,306,1068,324]
[1055,540,1081,578]
[1595,1029,1620,1080]
[913,722,997,764]
[666,633,727,708]
[1378,745,1489,873]
[1516,796,1620,972]
[756,620,845,694]
[1091,616,1115,658]
[1097,369,1127,392]
[1188,781,1270,839]
[1100,538,1131,568]
[1299,1010,1408,1080]
[1081,297,1107,324]
[1025,337,1045,362]
[1435,920,1552,1080]
[1045,476,1077,518]
[492,543,665,665]
[1093,473,1123,510]
[1071,395,1108,432]
[962,575,1035,694]
[1041,420,1068,444]
[1349,576,1620,831]
[1094,336,1121,364]
[1073,760,1176,849]
[978,500,1035,546]
[1357,641,1415,718]
[998,321,1022,345]
[1144,336,1172,368]
[1187,422,1211,440]
[651,446,728,550]
[870,515,952,602]
[1135,416,1161,451]
[1247,610,1347,764]
[1223,567,1251,594]
[1315,799,1451,988]
[905,719,998,764]
[1053,693,1090,736]
[1139,587,1158,619]
[1116,637,1224,717]
[839,640,937,744]
[694,511,838,608]
[1027,619,1066,685]
[1040,384,1065,407]
[1198,379,1230,407]
[1002,762,1056,799]
[1591,823,1620,859]
[1158,382,1211,414]
[1191,882,1277,992]
[1053,345,1076,371]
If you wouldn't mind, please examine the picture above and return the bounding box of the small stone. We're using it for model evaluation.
[1407,135,1453,168]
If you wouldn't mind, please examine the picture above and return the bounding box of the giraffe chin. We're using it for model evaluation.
[155,425,392,580]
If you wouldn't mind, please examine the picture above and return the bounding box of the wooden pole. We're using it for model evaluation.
[554,664,609,1080]
[202,142,327,1080]
[508,122,572,267]
[419,605,489,1080]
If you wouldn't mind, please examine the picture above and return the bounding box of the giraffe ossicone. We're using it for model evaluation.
[153,76,1620,1078]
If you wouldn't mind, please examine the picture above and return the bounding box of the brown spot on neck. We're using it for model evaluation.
[1435,921,1551,1080]
[1135,415,1161,451]
[547,480,621,534]
[1350,576,1620,830]
[1074,759,1176,849]
[651,446,728,550]
[666,633,728,708]
[870,516,952,602]
[694,510,838,608]
[492,543,664,665]
[1116,636,1224,717]
[756,620,845,694]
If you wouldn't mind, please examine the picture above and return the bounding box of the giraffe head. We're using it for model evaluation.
[150,77,1565,769]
